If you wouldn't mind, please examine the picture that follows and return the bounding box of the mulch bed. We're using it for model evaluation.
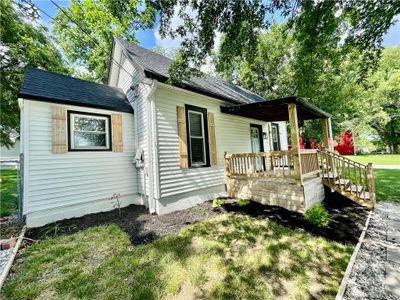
[27,190,369,246]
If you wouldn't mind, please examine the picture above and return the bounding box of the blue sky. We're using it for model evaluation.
[34,0,399,50]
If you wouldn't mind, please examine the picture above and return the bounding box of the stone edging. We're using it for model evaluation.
[335,210,373,300]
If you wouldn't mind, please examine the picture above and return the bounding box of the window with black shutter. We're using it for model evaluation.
[185,105,210,167]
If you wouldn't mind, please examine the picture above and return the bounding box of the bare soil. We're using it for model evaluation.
[26,190,369,246]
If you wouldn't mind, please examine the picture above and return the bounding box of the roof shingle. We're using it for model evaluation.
[19,67,133,113]
[116,38,265,105]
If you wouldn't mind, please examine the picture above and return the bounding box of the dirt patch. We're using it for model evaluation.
[27,191,368,246]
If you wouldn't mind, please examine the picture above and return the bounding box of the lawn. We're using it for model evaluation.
[2,214,353,299]
[374,169,400,204]
[345,154,400,165]
[0,169,18,217]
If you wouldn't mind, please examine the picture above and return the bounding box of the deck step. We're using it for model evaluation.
[322,172,337,179]
[346,185,364,193]
[335,179,350,186]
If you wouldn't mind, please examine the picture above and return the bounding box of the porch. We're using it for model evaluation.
[221,96,376,212]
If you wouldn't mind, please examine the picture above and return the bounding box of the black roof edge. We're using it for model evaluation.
[220,95,331,119]
[18,93,134,114]
[144,70,241,105]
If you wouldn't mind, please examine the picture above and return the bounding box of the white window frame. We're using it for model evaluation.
[69,112,111,151]
[188,110,207,167]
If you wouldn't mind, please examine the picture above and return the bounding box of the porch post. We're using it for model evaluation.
[321,118,330,150]
[288,103,303,183]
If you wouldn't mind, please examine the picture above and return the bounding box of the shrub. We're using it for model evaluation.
[212,198,224,208]
[237,199,251,206]
[304,203,331,228]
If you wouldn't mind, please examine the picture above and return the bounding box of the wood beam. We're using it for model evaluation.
[288,103,302,183]
[321,118,330,150]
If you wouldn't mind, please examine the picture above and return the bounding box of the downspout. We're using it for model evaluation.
[145,79,158,213]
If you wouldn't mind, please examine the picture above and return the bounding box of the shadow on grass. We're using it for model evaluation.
[5,207,356,299]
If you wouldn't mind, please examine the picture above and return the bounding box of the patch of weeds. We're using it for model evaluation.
[237,198,251,206]
[304,203,331,228]
[212,198,224,208]
[43,224,63,238]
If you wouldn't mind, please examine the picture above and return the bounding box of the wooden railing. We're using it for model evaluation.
[300,150,320,176]
[317,149,375,203]
[224,151,297,179]
[224,150,322,180]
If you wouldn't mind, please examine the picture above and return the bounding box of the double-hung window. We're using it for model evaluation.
[185,105,210,167]
[68,111,111,151]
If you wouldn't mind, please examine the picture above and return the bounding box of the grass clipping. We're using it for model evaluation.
[2,214,351,299]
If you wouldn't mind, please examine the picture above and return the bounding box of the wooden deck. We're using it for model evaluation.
[224,150,375,212]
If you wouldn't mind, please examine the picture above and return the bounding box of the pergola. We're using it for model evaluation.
[221,96,334,179]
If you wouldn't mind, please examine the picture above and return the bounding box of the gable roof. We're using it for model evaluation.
[116,38,265,105]
[19,67,133,113]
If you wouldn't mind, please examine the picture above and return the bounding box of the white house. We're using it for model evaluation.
[20,38,359,228]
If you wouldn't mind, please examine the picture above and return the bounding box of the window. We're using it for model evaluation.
[185,105,210,167]
[68,111,111,151]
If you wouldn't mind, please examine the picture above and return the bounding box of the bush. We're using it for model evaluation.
[237,199,251,206]
[304,203,331,228]
[212,198,225,208]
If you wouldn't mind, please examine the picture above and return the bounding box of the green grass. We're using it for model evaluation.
[2,214,353,299]
[0,169,18,217]
[345,154,400,165]
[374,169,400,204]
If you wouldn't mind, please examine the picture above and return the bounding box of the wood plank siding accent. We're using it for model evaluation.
[52,106,67,154]
[176,106,188,168]
[112,114,123,152]
[208,112,217,166]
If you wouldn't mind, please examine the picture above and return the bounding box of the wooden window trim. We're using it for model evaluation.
[67,110,112,152]
[185,104,210,168]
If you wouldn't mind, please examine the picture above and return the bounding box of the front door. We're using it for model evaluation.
[250,124,263,153]
[271,123,280,151]
[250,124,264,171]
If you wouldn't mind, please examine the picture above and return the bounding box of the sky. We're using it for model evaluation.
[34,0,400,51]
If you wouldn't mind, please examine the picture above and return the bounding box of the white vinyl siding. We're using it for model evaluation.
[22,100,139,227]
[155,85,276,199]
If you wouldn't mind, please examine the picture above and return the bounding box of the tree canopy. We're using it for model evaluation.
[52,0,156,82]
[154,0,400,83]
[0,0,68,147]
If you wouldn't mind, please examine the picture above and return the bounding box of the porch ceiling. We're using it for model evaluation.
[220,96,331,122]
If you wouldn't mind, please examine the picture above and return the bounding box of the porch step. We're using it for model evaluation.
[335,179,350,186]
[321,180,373,208]
[322,172,337,179]
[346,185,364,193]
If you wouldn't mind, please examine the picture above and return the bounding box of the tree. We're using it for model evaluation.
[0,0,68,147]
[216,23,367,139]
[217,23,296,99]
[52,0,156,82]
[153,0,399,83]
[365,46,400,153]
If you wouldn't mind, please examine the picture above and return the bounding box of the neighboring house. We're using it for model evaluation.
[18,38,375,227]
[0,135,20,169]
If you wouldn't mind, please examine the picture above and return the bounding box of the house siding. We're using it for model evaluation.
[154,84,288,214]
[22,100,139,227]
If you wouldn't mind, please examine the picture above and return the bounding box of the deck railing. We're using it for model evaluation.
[317,149,375,202]
[300,150,320,176]
[224,150,321,181]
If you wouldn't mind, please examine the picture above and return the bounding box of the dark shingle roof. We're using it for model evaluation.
[19,67,133,113]
[116,38,265,105]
